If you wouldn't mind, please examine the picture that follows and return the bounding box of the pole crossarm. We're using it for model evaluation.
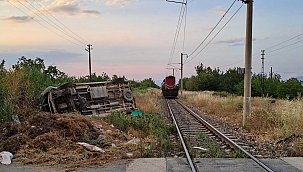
[238,0,253,4]
[166,0,187,5]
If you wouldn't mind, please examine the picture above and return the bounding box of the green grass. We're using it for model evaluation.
[104,110,178,158]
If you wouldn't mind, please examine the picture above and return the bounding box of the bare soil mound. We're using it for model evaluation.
[0,112,138,168]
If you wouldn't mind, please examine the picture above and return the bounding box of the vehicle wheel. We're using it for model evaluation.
[123,90,133,102]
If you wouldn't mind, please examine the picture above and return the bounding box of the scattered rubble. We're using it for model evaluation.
[0,112,141,168]
[0,151,13,165]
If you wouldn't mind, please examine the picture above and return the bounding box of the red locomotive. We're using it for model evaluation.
[161,75,179,98]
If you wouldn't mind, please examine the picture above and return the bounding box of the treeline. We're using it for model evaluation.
[182,63,303,99]
[0,57,158,122]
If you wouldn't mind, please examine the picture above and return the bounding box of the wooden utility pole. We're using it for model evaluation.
[85,44,92,82]
[243,0,253,127]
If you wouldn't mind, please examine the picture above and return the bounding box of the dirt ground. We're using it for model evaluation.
[0,112,140,169]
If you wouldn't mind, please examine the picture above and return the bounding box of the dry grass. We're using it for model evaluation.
[180,91,243,126]
[134,88,162,114]
[180,91,303,156]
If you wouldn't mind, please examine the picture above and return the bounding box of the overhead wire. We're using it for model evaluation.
[266,40,303,54]
[182,4,187,53]
[33,0,88,45]
[223,37,303,69]
[7,0,84,48]
[226,33,303,67]
[18,0,87,46]
[167,3,186,66]
[186,3,244,64]
[219,59,244,68]
[213,22,302,71]
[266,44,303,58]
[266,33,303,50]
[24,0,87,45]
[187,0,237,58]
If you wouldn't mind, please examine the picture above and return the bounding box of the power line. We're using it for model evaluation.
[219,31,302,70]
[182,4,187,53]
[266,33,303,50]
[267,44,303,58]
[33,0,88,45]
[188,0,237,57]
[8,0,84,47]
[168,3,186,66]
[23,0,87,46]
[186,3,244,64]
[24,0,87,45]
[219,59,244,68]
[266,40,303,54]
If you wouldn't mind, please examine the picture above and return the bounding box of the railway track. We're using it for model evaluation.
[166,99,274,172]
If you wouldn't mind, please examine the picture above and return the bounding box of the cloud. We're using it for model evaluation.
[46,0,100,17]
[215,37,256,46]
[211,6,227,15]
[80,9,100,16]
[0,16,32,23]
[0,0,26,6]
[105,0,132,7]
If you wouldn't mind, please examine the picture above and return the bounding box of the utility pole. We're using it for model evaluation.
[243,0,253,127]
[165,0,187,95]
[85,44,92,82]
[261,50,265,96]
[180,53,187,95]
[165,68,175,76]
[270,67,273,79]
[180,53,184,95]
[216,67,219,91]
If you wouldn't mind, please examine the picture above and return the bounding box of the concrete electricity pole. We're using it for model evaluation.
[243,0,253,127]
[180,53,187,95]
[85,44,92,82]
[261,50,265,96]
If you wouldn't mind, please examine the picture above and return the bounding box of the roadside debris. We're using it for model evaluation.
[126,153,133,158]
[193,146,208,152]
[125,137,140,145]
[0,151,13,165]
[0,112,141,167]
[131,110,142,117]
[77,142,105,153]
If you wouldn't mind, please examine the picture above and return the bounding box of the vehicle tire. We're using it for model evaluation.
[123,90,133,102]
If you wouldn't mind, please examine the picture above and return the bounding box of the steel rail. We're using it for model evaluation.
[166,99,197,172]
[176,99,274,172]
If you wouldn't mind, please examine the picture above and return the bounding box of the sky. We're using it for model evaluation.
[1,0,302,83]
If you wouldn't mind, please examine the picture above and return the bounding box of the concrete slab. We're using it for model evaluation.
[281,157,303,171]
[260,158,301,172]
[1,157,302,172]
[166,157,191,172]
[126,158,166,172]
[194,158,266,172]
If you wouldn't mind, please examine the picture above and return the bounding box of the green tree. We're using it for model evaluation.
[185,76,199,91]
[196,72,216,91]
[219,68,244,93]
[277,78,303,99]
[44,65,67,83]
[263,77,280,98]
[133,78,160,90]
[12,56,45,71]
